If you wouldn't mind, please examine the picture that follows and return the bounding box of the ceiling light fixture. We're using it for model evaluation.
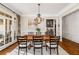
[34,3,43,26]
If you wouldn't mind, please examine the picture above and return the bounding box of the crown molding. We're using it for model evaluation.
[58,3,79,17]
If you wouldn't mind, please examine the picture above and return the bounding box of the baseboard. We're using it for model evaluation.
[0,40,17,51]
[0,41,17,55]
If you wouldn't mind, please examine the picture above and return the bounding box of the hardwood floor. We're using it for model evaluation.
[0,42,18,55]
[60,38,79,55]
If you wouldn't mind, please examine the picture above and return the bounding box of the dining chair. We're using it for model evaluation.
[33,36,43,55]
[46,36,60,55]
[17,36,27,55]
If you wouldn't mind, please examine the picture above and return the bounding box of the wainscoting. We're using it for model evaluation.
[60,38,79,55]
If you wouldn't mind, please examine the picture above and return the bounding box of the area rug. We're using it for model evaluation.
[6,46,69,55]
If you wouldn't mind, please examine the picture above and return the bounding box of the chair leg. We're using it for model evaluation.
[46,45,48,51]
[18,47,19,55]
[26,48,27,55]
[57,48,59,55]
[34,48,35,55]
[41,48,43,55]
[18,48,20,55]
[45,41,47,51]
[18,50,19,55]
[50,48,51,55]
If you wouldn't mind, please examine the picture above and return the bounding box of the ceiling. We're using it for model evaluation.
[3,3,70,16]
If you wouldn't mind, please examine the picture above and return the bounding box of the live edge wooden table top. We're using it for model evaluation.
[23,35,57,41]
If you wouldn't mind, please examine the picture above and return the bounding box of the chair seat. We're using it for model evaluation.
[46,43,57,47]
[34,45,42,47]
[19,42,30,47]
[19,45,26,47]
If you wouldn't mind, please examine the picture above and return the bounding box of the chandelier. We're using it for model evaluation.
[34,4,43,26]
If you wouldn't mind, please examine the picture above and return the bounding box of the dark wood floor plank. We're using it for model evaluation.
[0,42,18,55]
[60,38,79,55]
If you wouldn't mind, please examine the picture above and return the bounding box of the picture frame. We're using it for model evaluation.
[46,19,53,27]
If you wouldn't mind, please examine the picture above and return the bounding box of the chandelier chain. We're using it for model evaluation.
[38,3,40,15]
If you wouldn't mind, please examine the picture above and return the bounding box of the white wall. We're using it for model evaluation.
[21,15,61,37]
[21,15,46,35]
[62,10,79,43]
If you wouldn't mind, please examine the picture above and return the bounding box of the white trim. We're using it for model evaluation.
[58,3,79,17]
[0,40,17,51]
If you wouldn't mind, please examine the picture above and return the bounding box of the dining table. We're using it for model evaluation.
[23,35,56,41]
